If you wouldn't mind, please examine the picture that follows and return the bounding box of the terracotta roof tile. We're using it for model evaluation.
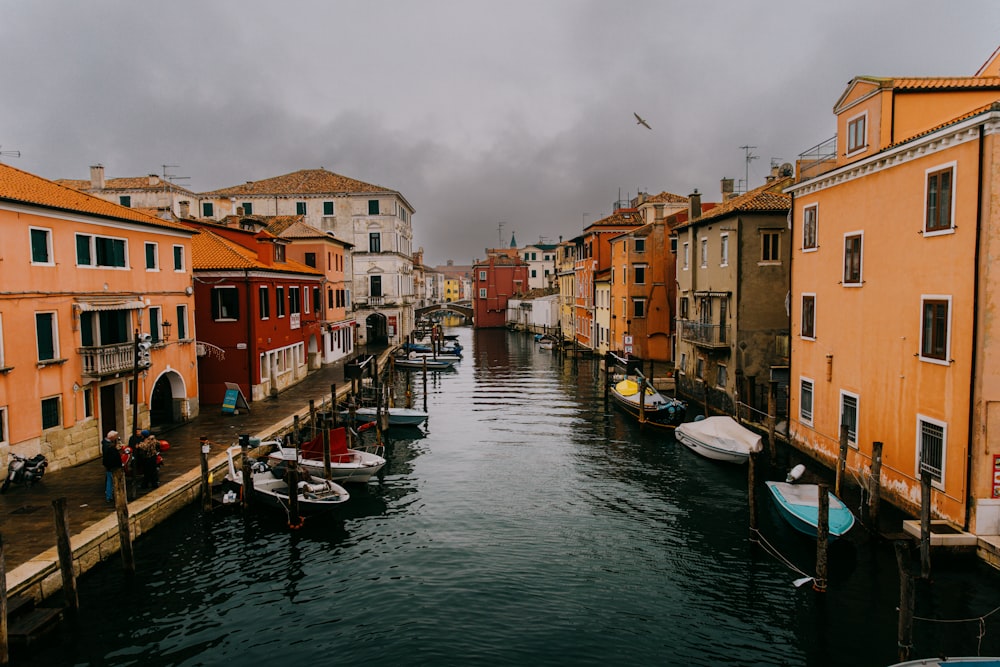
[586,209,643,230]
[643,191,689,204]
[676,179,790,228]
[191,228,322,274]
[55,175,197,195]
[203,168,398,197]
[0,163,193,232]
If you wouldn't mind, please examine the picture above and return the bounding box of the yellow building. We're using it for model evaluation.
[786,48,1000,535]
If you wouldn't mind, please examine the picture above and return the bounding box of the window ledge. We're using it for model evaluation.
[37,358,68,368]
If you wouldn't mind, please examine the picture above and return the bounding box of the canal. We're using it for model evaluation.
[23,327,1000,666]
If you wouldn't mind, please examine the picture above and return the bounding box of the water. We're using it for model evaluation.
[25,328,1000,666]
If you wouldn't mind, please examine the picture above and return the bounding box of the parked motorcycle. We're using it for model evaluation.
[1,453,48,493]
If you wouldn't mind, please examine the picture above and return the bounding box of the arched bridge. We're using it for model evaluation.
[415,301,474,320]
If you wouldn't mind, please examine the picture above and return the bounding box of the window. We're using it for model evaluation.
[840,391,859,448]
[119,195,131,207]
[276,287,286,317]
[323,201,334,216]
[304,252,317,268]
[847,112,867,153]
[633,298,646,318]
[30,227,52,264]
[680,297,689,319]
[720,234,729,266]
[202,202,214,217]
[917,415,946,486]
[843,232,863,285]
[176,305,188,340]
[369,233,381,253]
[36,312,57,361]
[920,297,950,362]
[76,234,127,268]
[0,406,6,444]
[173,245,184,271]
[312,286,321,314]
[926,165,954,234]
[289,287,301,315]
[634,238,645,253]
[531,269,537,278]
[368,200,380,215]
[0,313,4,368]
[683,242,690,270]
[716,364,728,388]
[41,396,61,430]
[369,275,383,297]
[148,306,162,343]
[273,244,285,263]
[801,294,816,339]
[328,288,335,309]
[634,265,646,285]
[296,201,307,215]
[803,205,818,250]
[696,358,704,379]
[761,231,780,262]
[259,286,270,320]
[212,287,239,320]
[700,238,708,267]
[83,386,94,418]
[679,352,687,374]
[479,271,487,281]
[479,288,487,298]
[800,378,814,425]
[144,242,158,270]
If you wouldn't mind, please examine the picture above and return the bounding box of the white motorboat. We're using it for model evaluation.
[267,428,386,483]
[342,406,428,427]
[393,356,456,370]
[674,416,763,464]
[609,377,687,427]
[224,445,350,515]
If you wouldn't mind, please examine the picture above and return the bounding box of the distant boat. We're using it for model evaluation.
[765,478,855,540]
[224,445,350,516]
[266,428,385,484]
[538,336,556,350]
[347,406,428,427]
[675,416,763,464]
[393,356,455,370]
[609,377,687,427]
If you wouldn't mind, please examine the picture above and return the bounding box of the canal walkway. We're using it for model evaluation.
[0,346,389,601]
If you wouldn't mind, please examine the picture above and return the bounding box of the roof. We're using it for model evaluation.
[585,208,643,231]
[191,228,322,274]
[0,163,194,233]
[675,179,790,229]
[851,75,1000,92]
[202,168,401,199]
[641,191,689,204]
[56,175,197,196]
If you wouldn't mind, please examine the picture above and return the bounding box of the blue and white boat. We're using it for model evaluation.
[888,659,1000,667]
[765,477,855,540]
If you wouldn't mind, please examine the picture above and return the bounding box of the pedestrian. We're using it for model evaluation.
[101,430,122,503]
[138,430,160,489]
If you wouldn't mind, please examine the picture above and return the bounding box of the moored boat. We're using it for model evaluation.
[267,428,386,483]
[393,356,456,370]
[609,377,687,427]
[224,445,350,516]
[347,405,428,427]
[675,416,762,464]
[765,479,855,539]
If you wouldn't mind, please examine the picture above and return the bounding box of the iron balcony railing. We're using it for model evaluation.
[79,342,137,377]
[678,319,730,348]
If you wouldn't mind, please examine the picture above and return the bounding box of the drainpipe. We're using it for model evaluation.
[965,123,985,531]
[245,269,254,400]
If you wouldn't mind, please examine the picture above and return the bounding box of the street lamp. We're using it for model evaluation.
[162,321,173,342]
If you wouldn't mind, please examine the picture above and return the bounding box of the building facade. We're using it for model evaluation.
[472,254,529,328]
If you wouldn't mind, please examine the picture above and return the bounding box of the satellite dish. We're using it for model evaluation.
[780,162,794,177]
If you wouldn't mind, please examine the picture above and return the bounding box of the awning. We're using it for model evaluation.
[74,299,146,312]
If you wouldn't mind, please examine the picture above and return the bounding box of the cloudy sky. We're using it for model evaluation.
[2,1,998,265]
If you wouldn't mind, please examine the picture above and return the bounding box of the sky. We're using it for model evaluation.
[2,1,999,266]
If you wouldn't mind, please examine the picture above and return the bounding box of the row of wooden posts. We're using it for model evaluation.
[602,350,943,663]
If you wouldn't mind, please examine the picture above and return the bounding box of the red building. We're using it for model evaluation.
[185,221,324,404]
[472,254,529,328]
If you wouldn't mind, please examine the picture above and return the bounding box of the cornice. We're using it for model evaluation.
[787,111,1000,197]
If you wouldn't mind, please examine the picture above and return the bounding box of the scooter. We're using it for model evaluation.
[1,453,48,493]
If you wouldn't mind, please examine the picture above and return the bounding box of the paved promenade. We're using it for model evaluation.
[0,347,387,577]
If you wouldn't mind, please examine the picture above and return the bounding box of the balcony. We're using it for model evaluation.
[679,320,731,349]
[79,342,137,377]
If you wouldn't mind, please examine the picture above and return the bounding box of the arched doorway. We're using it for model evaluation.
[149,370,186,429]
[366,313,388,346]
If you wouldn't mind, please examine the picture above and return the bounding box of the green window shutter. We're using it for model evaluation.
[242,202,253,215]
[203,202,214,217]
[76,235,91,265]
[296,202,307,215]
[146,243,156,268]
[323,201,334,215]
[368,200,379,215]
[36,313,54,360]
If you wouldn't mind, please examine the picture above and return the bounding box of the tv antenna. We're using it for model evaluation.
[0,146,21,160]
[497,221,506,248]
[162,164,190,185]
[739,145,758,193]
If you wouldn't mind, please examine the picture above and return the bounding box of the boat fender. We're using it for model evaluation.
[786,463,806,483]
[357,421,376,432]
[694,414,706,422]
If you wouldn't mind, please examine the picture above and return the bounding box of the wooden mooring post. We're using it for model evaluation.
[111,468,135,574]
[321,412,332,480]
[868,441,883,531]
[422,357,428,412]
[638,377,647,424]
[286,459,301,529]
[309,400,317,437]
[835,421,848,498]
[748,450,759,535]
[239,434,253,509]
[0,533,7,666]
[199,436,212,512]
[52,498,79,616]
[814,484,829,593]
[895,541,915,662]
[767,381,777,464]
[331,384,339,427]
[920,470,932,579]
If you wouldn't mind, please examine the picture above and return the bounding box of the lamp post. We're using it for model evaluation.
[162,321,172,342]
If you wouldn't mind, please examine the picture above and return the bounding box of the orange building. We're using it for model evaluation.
[0,164,198,472]
[786,47,1000,535]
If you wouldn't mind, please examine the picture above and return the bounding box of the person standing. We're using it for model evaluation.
[101,430,122,503]
[138,430,160,489]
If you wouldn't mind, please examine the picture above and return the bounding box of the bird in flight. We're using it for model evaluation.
[634,113,651,129]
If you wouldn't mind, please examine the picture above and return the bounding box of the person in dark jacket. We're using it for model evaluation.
[137,430,160,489]
[101,430,122,503]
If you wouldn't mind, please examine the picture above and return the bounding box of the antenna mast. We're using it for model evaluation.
[739,145,758,193]
[0,146,21,160]
[497,221,505,249]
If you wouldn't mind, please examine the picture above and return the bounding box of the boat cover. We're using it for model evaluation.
[675,416,763,454]
[615,379,654,397]
[301,428,353,463]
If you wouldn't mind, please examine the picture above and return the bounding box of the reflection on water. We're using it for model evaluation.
[19,326,1000,667]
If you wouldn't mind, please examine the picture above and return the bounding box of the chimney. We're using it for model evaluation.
[236,206,244,216]
[720,178,734,201]
[179,201,190,218]
[688,189,702,221]
[653,203,665,223]
[148,174,160,186]
[256,238,275,266]
[90,164,105,190]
